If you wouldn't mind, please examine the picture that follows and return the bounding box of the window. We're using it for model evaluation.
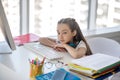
[1,0,20,37]
[29,0,89,37]
[96,0,120,28]
[1,0,119,37]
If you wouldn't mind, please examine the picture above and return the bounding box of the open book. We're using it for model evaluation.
[68,53,120,78]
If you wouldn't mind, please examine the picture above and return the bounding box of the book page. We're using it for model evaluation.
[72,53,120,70]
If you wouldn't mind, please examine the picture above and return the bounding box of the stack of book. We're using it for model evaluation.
[68,53,120,79]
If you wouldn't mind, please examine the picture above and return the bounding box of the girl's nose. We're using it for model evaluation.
[58,34,63,40]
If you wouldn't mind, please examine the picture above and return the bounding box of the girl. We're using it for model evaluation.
[39,18,92,59]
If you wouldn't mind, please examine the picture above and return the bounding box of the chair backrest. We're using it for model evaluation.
[87,37,120,57]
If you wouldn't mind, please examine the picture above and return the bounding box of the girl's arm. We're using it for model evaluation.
[39,37,66,52]
[55,41,87,58]
[63,44,86,58]
[39,37,56,48]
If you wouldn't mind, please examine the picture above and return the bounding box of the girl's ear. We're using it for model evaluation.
[73,30,77,36]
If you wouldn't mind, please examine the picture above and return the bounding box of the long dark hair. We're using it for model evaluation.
[58,18,92,55]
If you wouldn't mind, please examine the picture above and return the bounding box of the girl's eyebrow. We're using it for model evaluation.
[57,29,67,32]
[61,29,68,32]
[62,30,67,32]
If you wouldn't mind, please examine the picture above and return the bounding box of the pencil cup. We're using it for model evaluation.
[30,63,43,78]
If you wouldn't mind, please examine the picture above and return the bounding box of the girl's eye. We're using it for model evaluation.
[57,32,60,35]
[63,32,67,34]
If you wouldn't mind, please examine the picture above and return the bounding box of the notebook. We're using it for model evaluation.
[14,33,39,46]
[36,68,81,80]
[24,42,64,60]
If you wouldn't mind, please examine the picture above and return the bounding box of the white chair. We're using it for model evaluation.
[87,37,120,58]
[87,37,120,80]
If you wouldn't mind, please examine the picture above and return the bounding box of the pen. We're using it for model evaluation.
[34,60,37,65]
[32,59,34,64]
[28,58,31,63]
[41,57,46,64]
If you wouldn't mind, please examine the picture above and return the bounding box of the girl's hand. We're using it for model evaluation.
[53,44,66,52]
[54,47,66,52]
[54,43,65,48]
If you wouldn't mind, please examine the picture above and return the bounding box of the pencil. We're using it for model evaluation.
[41,57,46,64]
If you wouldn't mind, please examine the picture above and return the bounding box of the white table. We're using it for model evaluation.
[0,45,107,80]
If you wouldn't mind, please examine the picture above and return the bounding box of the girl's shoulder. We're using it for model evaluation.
[76,40,87,49]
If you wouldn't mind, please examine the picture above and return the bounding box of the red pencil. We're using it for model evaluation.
[41,57,46,64]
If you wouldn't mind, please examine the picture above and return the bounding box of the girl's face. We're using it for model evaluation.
[57,24,76,44]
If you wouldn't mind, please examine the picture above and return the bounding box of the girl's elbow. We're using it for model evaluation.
[72,54,83,59]
[72,56,79,59]
[72,52,85,59]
